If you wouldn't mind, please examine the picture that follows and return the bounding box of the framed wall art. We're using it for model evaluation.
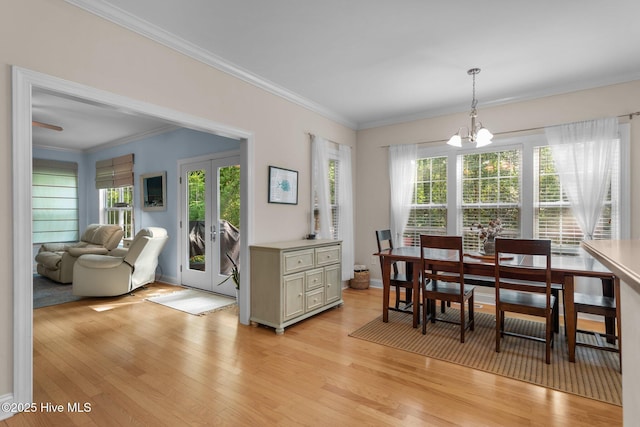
[268,166,298,205]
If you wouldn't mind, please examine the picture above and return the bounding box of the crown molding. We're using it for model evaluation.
[65,0,357,130]
[358,71,640,130]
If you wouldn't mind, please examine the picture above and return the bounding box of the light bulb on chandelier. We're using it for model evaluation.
[447,68,493,148]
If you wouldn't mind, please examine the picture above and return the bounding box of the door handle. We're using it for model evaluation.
[211,225,217,242]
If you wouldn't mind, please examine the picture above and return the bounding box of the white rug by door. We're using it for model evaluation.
[146,289,236,316]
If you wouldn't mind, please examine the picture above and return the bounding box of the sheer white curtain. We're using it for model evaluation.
[545,117,619,240]
[311,135,331,238]
[389,144,417,246]
[337,144,354,280]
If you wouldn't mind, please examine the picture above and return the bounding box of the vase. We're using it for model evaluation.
[483,238,495,255]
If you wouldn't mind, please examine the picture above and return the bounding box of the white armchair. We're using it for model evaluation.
[72,227,168,297]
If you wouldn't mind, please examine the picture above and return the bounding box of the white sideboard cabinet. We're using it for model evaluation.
[250,239,343,334]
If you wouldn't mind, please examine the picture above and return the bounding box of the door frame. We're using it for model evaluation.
[11,66,254,406]
[178,152,241,293]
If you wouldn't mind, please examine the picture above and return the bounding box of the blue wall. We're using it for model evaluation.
[34,127,240,283]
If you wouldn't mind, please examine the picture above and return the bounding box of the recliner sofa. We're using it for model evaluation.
[35,224,124,284]
[72,227,168,297]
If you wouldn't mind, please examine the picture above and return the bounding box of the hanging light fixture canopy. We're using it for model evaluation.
[447,68,493,148]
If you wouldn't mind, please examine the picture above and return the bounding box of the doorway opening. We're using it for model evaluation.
[12,66,253,405]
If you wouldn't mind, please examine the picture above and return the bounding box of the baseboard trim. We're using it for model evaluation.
[0,393,15,421]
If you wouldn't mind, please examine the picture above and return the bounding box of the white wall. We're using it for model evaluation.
[0,0,355,403]
[356,80,640,282]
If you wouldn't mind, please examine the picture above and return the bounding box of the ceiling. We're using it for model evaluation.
[32,89,177,151]
[37,0,640,150]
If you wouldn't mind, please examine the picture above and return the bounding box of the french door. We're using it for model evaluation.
[180,155,240,295]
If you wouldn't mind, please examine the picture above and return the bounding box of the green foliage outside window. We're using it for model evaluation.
[188,170,206,222]
[220,165,240,228]
[188,165,240,228]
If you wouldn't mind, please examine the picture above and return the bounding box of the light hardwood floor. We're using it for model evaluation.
[3,283,621,426]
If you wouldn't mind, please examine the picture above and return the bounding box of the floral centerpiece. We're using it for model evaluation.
[471,218,502,254]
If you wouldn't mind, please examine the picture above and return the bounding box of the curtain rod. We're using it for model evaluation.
[380,111,640,148]
[306,132,342,146]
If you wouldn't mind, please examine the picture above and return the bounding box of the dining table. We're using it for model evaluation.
[375,246,619,362]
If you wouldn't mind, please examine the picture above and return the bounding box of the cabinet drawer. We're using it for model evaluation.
[305,268,323,291]
[305,288,325,312]
[283,249,314,274]
[316,246,340,266]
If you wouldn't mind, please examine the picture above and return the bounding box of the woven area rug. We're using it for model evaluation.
[34,274,83,308]
[146,289,236,315]
[350,309,621,405]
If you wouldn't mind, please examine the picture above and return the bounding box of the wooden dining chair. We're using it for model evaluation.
[495,238,555,364]
[574,285,621,370]
[420,235,475,343]
[375,229,413,312]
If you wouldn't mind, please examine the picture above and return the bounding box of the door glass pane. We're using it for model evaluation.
[188,169,206,271]
[219,165,240,276]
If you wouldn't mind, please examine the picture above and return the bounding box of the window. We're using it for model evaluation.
[404,156,447,246]
[311,137,354,280]
[32,159,79,244]
[96,154,135,239]
[328,158,339,238]
[534,145,617,251]
[406,125,628,252]
[459,149,521,252]
[101,186,134,239]
[314,156,339,239]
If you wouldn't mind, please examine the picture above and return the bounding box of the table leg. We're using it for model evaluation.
[382,257,390,323]
[601,278,616,344]
[614,277,622,372]
[565,276,576,362]
[412,260,420,328]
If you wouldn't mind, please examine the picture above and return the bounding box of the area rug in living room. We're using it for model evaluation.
[146,288,236,316]
[34,274,83,308]
[349,309,621,406]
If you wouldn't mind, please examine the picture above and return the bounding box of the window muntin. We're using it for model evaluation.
[313,155,340,239]
[534,145,615,251]
[404,156,447,246]
[404,127,626,252]
[101,186,134,239]
[459,149,521,252]
[329,158,339,239]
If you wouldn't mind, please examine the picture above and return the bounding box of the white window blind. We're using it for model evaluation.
[329,158,339,239]
[96,153,134,189]
[404,156,447,246]
[32,159,79,244]
[534,145,616,251]
[459,149,521,252]
[403,125,627,252]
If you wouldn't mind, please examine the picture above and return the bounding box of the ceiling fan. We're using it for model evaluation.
[32,120,63,131]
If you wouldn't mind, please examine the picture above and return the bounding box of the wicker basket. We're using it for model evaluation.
[350,269,370,289]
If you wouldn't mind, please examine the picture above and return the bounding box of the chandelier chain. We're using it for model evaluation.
[471,69,478,110]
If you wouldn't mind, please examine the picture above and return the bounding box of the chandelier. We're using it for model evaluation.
[447,68,493,148]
